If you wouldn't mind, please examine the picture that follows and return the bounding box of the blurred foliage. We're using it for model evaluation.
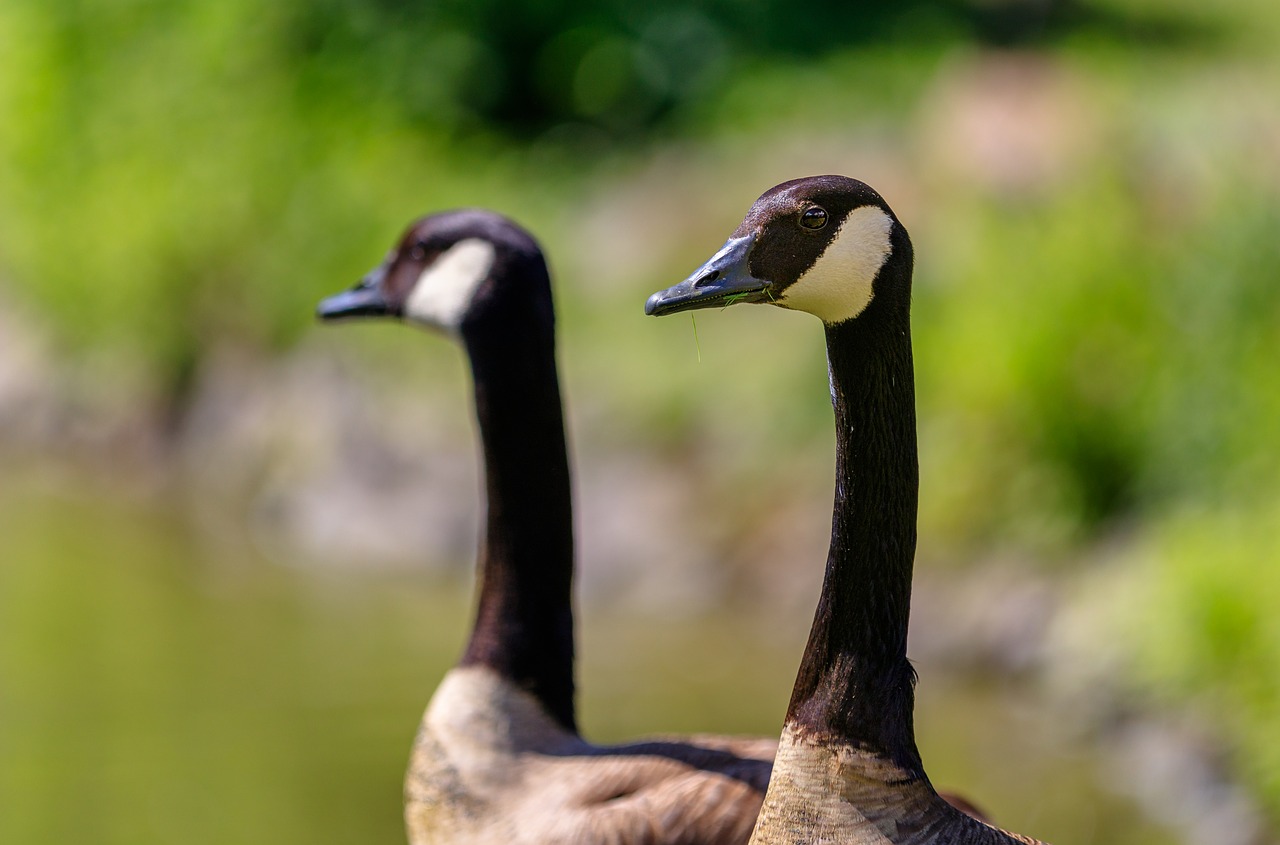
[916,171,1280,550]
[2,0,1280,833]
[1099,498,1280,822]
[0,0,1256,392]
[279,0,1223,135]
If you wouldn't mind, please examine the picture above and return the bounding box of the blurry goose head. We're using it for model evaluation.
[318,209,553,337]
[645,175,912,325]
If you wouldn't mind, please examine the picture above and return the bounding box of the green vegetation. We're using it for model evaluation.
[917,168,1280,548]
[2,0,1279,835]
[1099,498,1280,821]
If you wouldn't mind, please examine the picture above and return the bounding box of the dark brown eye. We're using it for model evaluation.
[408,241,429,261]
[800,207,828,230]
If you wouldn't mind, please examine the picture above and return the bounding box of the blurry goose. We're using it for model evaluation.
[317,209,775,845]
[645,177,1047,845]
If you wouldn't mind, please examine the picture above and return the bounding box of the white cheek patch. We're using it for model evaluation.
[779,206,893,324]
[403,239,497,332]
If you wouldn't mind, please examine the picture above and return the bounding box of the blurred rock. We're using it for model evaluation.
[0,295,57,446]
[1047,545,1274,845]
[0,292,166,480]
[177,342,478,572]
[910,561,1059,674]
[1106,717,1268,845]
[574,453,727,612]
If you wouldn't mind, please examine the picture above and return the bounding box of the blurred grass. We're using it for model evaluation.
[2,0,1280,835]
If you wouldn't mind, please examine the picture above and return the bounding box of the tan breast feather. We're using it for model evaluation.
[405,666,777,845]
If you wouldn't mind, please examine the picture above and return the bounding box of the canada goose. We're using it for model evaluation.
[645,177,1047,845]
[317,209,775,845]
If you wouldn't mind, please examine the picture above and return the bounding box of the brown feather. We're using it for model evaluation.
[645,178,1049,845]
[405,667,775,845]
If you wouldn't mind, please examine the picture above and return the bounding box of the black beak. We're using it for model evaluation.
[316,266,393,321]
[645,235,769,317]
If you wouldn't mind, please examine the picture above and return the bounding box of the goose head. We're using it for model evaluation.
[645,175,912,325]
[318,209,552,337]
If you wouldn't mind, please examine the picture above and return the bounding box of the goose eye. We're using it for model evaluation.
[800,207,828,230]
[409,242,429,261]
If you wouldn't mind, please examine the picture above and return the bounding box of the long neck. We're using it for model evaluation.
[784,301,922,774]
[765,305,1046,845]
[457,311,577,734]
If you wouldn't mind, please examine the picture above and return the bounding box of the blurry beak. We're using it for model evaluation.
[645,235,769,317]
[316,266,394,321]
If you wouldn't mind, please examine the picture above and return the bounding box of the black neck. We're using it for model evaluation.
[784,299,923,775]
[456,311,577,733]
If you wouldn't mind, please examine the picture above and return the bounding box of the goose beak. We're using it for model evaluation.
[645,235,769,317]
[317,266,394,321]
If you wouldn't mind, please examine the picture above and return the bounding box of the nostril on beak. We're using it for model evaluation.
[692,270,720,289]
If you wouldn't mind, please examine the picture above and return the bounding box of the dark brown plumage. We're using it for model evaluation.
[647,177,1048,845]
[319,209,775,845]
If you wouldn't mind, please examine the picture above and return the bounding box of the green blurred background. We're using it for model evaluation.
[1,0,1278,842]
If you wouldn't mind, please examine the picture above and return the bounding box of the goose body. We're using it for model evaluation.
[410,666,773,845]
[318,209,774,845]
[646,177,1047,845]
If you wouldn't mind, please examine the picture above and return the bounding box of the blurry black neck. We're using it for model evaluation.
[785,301,923,775]
[457,312,577,733]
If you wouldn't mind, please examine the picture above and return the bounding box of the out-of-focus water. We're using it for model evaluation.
[0,471,1173,845]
